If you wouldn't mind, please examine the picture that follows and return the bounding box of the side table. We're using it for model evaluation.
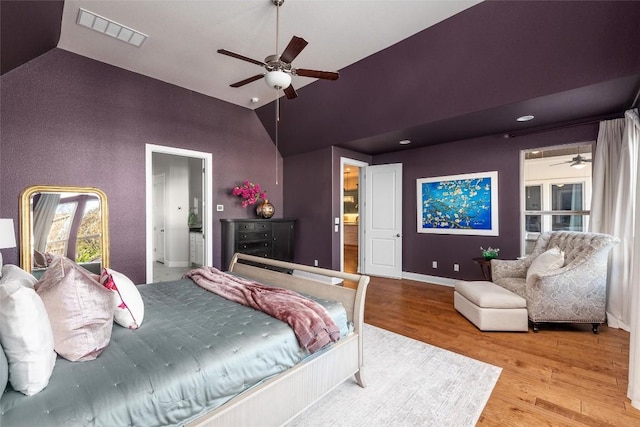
[472,257,495,281]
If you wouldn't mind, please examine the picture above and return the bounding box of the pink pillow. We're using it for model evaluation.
[100,268,144,329]
[35,256,114,362]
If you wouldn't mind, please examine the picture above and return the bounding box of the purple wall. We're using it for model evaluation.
[283,147,372,270]
[373,124,599,281]
[282,148,333,268]
[0,0,64,75]
[285,121,597,281]
[0,49,282,284]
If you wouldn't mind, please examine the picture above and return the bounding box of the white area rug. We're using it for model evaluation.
[286,324,501,427]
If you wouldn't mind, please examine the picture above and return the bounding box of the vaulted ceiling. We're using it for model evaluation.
[2,1,639,158]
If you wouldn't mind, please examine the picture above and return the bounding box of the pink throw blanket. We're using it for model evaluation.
[185,267,340,353]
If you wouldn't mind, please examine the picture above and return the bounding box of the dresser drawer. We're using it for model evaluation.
[236,230,272,242]
[236,241,273,258]
[236,222,272,232]
[237,240,272,251]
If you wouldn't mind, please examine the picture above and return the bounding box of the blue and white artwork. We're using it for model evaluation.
[416,171,499,235]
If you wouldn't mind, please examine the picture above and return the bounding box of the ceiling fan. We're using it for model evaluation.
[217,0,339,100]
[550,154,593,169]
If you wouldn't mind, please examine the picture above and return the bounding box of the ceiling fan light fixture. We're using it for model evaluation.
[265,70,291,90]
[571,162,587,169]
[517,115,535,122]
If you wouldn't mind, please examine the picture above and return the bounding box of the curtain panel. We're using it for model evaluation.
[623,109,640,408]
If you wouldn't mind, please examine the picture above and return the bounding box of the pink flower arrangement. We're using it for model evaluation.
[232,180,267,208]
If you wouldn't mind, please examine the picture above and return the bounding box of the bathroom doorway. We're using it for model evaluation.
[145,144,213,283]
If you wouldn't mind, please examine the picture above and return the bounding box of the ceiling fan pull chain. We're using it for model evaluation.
[275,90,280,185]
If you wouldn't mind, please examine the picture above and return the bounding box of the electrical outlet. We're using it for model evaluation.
[314,259,319,267]
[432,261,437,269]
[216,204,224,212]
[454,264,460,272]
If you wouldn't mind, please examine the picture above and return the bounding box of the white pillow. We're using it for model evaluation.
[0,282,56,395]
[100,268,144,329]
[0,264,38,289]
[527,246,565,281]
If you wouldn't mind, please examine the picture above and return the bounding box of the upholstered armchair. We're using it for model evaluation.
[491,231,618,333]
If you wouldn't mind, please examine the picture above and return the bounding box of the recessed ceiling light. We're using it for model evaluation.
[399,139,411,145]
[76,8,147,48]
[251,97,260,103]
[517,115,535,122]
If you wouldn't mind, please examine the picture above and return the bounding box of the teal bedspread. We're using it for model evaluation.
[0,278,349,426]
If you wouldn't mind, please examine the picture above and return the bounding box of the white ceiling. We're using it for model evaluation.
[58,0,481,109]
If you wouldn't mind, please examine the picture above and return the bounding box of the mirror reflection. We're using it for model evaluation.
[20,185,109,276]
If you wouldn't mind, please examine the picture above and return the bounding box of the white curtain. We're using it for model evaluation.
[590,111,637,330]
[33,193,60,252]
[590,109,640,408]
[624,109,640,408]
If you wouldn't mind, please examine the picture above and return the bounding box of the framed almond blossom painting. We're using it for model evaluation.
[416,171,499,235]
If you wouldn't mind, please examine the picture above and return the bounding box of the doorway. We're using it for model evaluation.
[342,165,361,273]
[145,144,213,283]
[340,159,403,277]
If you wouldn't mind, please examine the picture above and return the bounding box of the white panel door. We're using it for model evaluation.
[364,163,402,278]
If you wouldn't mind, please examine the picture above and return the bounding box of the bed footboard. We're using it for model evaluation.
[187,253,370,426]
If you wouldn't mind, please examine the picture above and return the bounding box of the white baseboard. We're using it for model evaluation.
[401,271,458,287]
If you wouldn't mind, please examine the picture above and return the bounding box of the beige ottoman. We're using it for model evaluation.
[454,280,528,332]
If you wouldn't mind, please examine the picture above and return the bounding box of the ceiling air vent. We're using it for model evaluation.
[76,8,147,48]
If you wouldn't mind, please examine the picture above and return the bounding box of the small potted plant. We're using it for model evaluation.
[480,246,500,260]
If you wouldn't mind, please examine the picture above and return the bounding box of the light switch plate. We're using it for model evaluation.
[334,217,340,224]
[216,204,224,212]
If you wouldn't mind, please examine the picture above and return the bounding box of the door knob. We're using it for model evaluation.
[396,233,401,237]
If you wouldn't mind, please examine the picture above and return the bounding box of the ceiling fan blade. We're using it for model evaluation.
[283,85,298,100]
[280,36,308,64]
[230,74,264,88]
[217,49,265,67]
[550,160,571,166]
[295,68,340,80]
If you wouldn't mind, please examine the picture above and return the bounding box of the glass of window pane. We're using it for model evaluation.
[525,185,542,211]
[552,184,583,211]
[525,215,541,232]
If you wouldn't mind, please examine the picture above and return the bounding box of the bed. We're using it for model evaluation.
[0,253,370,426]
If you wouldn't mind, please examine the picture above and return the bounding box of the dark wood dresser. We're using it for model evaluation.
[220,218,295,270]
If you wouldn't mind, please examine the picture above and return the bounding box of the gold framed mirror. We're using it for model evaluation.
[20,185,109,276]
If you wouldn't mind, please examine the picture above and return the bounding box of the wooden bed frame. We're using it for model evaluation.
[187,253,370,427]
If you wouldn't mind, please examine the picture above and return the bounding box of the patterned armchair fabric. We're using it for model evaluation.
[491,231,618,330]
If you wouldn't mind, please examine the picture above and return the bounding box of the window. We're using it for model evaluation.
[525,185,542,233]
[522,143,593,255]
[76,199,102,262]
[44,196,102,263]
[551,183,584,231]
[45,202,78,256]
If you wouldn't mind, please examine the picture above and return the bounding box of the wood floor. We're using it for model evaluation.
[357,276,640,426]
